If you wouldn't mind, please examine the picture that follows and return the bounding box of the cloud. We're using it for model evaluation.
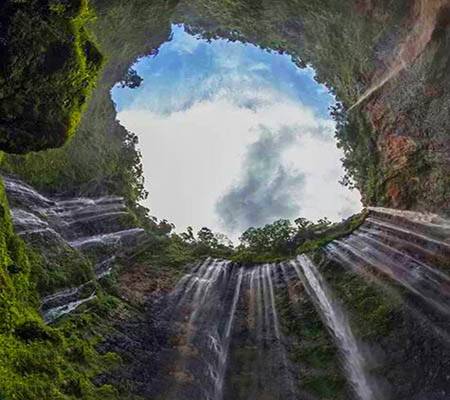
[113,24,362,241]
[112,25,334,117]
[117,90,362,239]
[216,126,305,232]
[214,118,360,235]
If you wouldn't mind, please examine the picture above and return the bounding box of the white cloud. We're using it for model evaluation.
[114,26,362,241]
[117,92,362,240]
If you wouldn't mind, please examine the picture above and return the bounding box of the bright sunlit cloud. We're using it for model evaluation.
[112,25,362,240]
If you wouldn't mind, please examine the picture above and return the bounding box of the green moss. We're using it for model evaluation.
[28,243,94,296]
[0,177,121,399]
[0,0,103,154]
[310,251,400,340]
[303,375,346,398]
[297,211,368,254]
[277,282,349,399]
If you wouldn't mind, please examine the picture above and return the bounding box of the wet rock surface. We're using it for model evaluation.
[96,208,450,400]
[3,176,147,322]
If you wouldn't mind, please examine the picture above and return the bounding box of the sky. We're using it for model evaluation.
[112,25,362,240]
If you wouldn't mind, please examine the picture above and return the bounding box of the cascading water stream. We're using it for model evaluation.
[214,268,243,400]
[291,255,378,400]
[368,207,450,228]
[156,261,300,400]
[43,292,97,323]
[264,264,298,399]
[6,176,450,399]
[366,217,450,252]
[159,259,240,400]
[3,176,147,322]
[330,210,450,318]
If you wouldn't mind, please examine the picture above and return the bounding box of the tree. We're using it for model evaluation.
[157,219,174,235]
[197,227,218,248]
[120,68,143,89]
[239,219,296,255]
[180,226,195,243]
[214,233,234,248]
[294,217,313,230]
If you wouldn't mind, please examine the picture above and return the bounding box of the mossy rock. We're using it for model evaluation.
[0,0,103,153]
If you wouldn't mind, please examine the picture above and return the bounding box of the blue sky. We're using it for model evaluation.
[112,25,361,239]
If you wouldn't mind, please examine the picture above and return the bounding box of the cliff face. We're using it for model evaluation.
[2,175,450,400]
[3,0,448,213]
[0,0,103,153]
[359,0,450,215]
[0,0,450,399]
[95,208,450,400]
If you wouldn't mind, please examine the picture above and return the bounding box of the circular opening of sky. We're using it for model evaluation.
[112,24,362,241]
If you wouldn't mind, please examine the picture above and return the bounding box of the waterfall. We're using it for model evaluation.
[31,203,445,398]
[368,207,450,228]
[291,255,377,400]
[4,177,144,245]
[266,264,281,339]
[43,292,97,323]
[8,175,450,399]
[69,228,145,250]
[155,261,300,400]
[215,267,243,399]
[255,267,264,343]
[328,208,450,318]
[158,255,393,399]
[3,176,146,322]
[160,259,238,400]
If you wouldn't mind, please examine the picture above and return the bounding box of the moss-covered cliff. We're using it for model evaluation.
[0,0,103,153]
[0,0,449,399]
[0,180,123,399]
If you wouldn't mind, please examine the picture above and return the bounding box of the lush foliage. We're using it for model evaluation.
[310,251,399,340]
[132,223,234,277]
[231,212,366,263]
[277,283,348,399]
[0,0,176,207]
[0,0,103,153]
[0,179,120,400]
[1,95,148,207]
[332,103,386,205]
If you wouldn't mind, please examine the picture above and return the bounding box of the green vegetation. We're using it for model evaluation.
[1,93,148,208]
[0,0,177,209]
[29,243,94,296]
[123,211,368,270]
[277,279,348,399]
[0,0,103,153]
[0,0,441,398]
[0,179,120,400]
[333,104,386,205]
[131,224,233,275]
[231,212,367,263]
[309,251,400,340]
